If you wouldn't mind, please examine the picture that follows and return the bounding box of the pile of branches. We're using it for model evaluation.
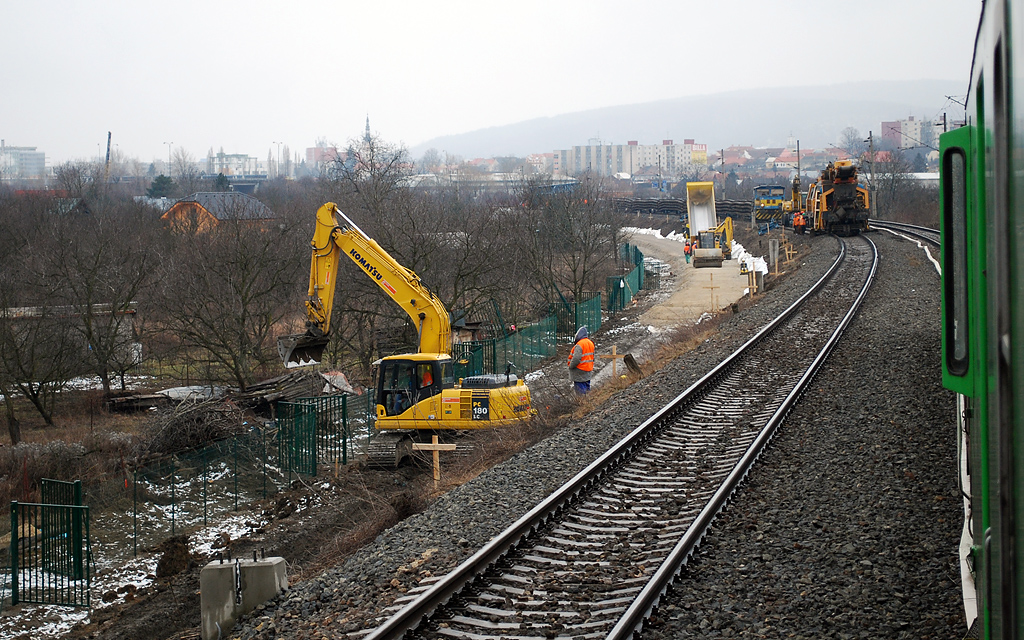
[140,399,250,460]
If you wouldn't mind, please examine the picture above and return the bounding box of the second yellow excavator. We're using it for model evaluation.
[278,203,534,465]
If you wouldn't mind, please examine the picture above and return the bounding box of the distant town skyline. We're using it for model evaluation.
[2,1,977,165]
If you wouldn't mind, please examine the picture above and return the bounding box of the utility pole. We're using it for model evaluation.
[104,131,112,184]
[720,148,725,199]
[796,139,801,180]
[795,139,802,220]
[867,131,875,217]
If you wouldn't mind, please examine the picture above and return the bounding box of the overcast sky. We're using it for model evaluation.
[3,0,979,165]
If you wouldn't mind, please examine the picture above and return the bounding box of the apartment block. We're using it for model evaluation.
[552,139,707,178]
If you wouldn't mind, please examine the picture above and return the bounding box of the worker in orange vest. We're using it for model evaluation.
[683,240,692,263]
[567,326,595,395]
[793,211,807,235]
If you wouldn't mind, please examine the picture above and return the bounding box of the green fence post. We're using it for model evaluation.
[202,449,208,527]
[171,461,176,535]
[234,437,239,512]
[133,469,137,558]
[342,395,348,466]
[72,501,82,581]
[10,501,18,606]
[84,508,91,608]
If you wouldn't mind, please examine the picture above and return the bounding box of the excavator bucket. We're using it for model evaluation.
[277,333,330,368]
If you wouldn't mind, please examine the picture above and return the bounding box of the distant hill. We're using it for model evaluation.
[410,79,966,160]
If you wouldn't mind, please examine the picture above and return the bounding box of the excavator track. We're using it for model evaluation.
[366,431,415,468]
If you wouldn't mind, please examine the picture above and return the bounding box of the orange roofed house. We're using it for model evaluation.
[160,192,276,231]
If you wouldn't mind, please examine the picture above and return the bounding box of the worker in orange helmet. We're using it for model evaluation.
[567,326,595,395]
[793,211,807,235]
[684,239,692,264]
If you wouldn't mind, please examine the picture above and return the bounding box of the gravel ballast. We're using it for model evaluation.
[232,231,963,639]
[640,231,962,639]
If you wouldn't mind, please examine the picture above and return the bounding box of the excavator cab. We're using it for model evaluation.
[375,355,453,417]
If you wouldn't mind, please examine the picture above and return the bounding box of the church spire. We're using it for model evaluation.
[364,115,371,143]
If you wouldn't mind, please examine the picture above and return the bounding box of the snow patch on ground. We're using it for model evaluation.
[624,226,690,244]
[604,322,644,336]
[63,375,153,392]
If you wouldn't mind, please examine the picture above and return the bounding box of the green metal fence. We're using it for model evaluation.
[620,243,646,289]
[606,264,642,312]
[552,292,603,343]
[451,341,485,379]
[608,243,656,311]
[9,501,91,607]
[451,316,558,378]
[123,427,291,558]
[278,401,319,476]
[41,479,83,509]
[294,394,351,465]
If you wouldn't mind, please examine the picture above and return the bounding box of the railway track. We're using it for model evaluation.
[870,219,939,246]
[363,235,879,640]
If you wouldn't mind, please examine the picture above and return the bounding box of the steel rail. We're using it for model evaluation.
[607,235,879,640]
[364,237,855,640]
[870,219,939,246]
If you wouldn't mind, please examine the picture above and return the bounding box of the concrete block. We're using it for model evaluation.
[201,557,287,640]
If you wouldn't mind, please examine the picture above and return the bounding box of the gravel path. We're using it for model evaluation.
[231,231,962,639]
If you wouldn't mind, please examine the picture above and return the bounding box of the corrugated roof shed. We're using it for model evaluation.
[177,192,275,221]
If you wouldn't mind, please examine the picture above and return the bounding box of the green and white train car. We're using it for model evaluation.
[940,2,1024,638]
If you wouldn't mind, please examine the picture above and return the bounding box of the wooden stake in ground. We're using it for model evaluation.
[412,435,456,488]
[705,273,720,310]
[784,243,797,265]
[598,345,626,378]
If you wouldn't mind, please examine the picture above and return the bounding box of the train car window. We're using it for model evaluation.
[943,148,969,375]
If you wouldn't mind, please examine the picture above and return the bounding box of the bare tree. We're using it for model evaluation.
[325,134,411,220]
[53,161,97,199]
[0,307,79,427]
[839,127,868,157]
[156,217,303,390]
[43,211,154,396]
[282,144,292,178]
[417,148,442,174]
[519,173,621,304]
[172,147,203,196]
[0,206,81,428]
[873,147,914,219]
[0,195,27,442]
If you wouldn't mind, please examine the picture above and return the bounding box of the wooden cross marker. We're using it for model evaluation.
[704,272,720,310]
[784,244,797,265]
[412,435,456,488]
[598,345,627,378]
[747,270,758,297]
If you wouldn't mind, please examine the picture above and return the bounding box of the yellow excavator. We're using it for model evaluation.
[278,203,534,465]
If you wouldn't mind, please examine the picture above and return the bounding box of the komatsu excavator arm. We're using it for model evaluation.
[278,202,451,367]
